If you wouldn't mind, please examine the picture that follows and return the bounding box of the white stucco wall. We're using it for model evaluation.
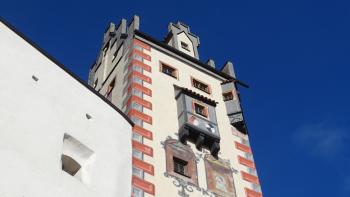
[140,42,254,197]
[0,21,132,197]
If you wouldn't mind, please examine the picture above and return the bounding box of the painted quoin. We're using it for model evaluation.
[89,15,263,197]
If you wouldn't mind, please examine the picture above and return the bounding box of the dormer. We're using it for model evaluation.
[165,22,200,59]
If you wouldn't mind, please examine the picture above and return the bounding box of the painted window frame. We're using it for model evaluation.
[191,77,211,94]
[222,91,234,101]
[159,61,178,79]
[192,100,209,119]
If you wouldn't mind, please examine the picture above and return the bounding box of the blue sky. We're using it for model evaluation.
[1,0,349,196]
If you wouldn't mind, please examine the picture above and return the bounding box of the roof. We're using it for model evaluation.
[134,30,249,88]
[0,17,134,126]
[174,85,217,106]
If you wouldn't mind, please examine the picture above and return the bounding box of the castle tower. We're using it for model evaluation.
[89,16,263,197]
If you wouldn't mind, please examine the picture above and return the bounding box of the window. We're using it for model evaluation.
[160,62,178,79]
[106,78,116,100]
[164,139,198,185]
[173,157,189,177]
[62,155,81,176]
[223,91,234,101]
[194,102,208,118]
[181,41,190,51]
[93,78,98,89]
[191,78,211,94]
[61,134,94,184]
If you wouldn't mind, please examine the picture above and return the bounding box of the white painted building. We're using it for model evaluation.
[89,16,263,197]
[0,19,132,197]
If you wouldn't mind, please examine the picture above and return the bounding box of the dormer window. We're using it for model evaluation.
[191,77,211,94]
[181,41,190,51]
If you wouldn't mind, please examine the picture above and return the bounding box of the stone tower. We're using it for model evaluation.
[89,15,263,197]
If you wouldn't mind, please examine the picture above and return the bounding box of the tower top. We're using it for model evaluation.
[164,21,200,59]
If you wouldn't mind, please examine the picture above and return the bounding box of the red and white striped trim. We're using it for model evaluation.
[127,39,156,195]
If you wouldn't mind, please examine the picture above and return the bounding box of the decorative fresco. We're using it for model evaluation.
[204,154,237,197]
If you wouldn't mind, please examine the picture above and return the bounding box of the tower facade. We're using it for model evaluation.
[89,16,263,197]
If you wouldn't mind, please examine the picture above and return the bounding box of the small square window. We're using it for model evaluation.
[192,78,211,94]
[181,42,190,51]
[223,92,234,101]
[173,157,189,177]
[160,62,178,79]
[194,102,208,118]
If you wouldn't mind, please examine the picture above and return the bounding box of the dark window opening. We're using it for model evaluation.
[192,78,210,94]
[223,92,234,101]
[61,154,81,176]
[93,79,98,89]
[194,102,208,118]
[181,42,190,51]
[173,157,189,177]
[106,78,116,100]
[161,63,177,79]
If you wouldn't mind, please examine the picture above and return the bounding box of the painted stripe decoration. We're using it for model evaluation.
[128,82,152,96]
[132,139,153,157]
[133,157,155,175]
[132,175,155,195]
[128,49,151,61]
[238,155,256,169]
[128,109,152,124]
[133,39,151,51]
[132,125,153,140]
[129,59,152,73]
[241,171,260,185]
[128,39,155,196]
[128,70,152,84]
[245,188,263,197]
[235,141,252,153]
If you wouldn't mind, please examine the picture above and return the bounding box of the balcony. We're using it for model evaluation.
[229,112,248,135]
[175,86,220,157]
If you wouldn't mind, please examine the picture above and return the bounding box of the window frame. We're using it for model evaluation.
[222,91,234,101]
[173,157,190,178]
[192,100,209,119]
[180,41,190,52]
[191,77,211,94]
[159,61,178,79]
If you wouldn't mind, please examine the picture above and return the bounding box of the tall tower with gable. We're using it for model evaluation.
[89,15,263,197]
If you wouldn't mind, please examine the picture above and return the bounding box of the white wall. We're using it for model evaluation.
[142,44,252,197]
[0,21,132,197]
